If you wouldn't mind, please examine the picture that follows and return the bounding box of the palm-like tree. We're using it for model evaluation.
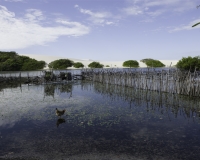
[192,22,200,27]
[192,5,200,27]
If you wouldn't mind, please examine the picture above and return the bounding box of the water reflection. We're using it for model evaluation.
[82,82,200,120]
[0,81,200,159]
[56,118,66,128]
[0,83,21,92]
[44,83,72,98]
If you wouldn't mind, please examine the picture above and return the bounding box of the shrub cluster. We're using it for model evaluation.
[0,51,46,71]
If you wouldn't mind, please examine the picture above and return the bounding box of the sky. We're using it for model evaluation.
[0,0,200,61]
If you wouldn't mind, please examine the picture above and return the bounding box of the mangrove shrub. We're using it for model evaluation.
[73,62,84,68]
[176,56,200,72]
[140,59,165,67]
[48,59,74,69]
[0,51,46,71]
[123,60,139,68]
[88,62,104,68]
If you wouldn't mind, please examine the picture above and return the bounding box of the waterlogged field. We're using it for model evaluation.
[0,81,200,160]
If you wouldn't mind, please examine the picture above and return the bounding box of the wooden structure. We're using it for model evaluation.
[82,68,200,97]
[2,68,200,97]
[0,70,80,84]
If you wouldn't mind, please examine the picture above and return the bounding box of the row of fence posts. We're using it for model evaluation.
[2,68,200,97]
[81,68,200,97]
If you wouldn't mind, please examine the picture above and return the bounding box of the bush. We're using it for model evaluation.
[48,59,74,69]
[73,62,84,68]
[88,62,104,68]
[140,58,154,63]
[140,59,165,67]
[176,56,200,72]
[123,60,139,68]
[0,51,46,71]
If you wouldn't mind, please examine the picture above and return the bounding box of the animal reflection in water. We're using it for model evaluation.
[56,118,66,127]
[56,108,66,127]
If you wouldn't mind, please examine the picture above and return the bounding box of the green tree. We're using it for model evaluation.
[140,59,165,67]
[17,56,46,71]
[48,59,74,69]
[0,51,46,71]
[21,59,46,71]
[140,58,154,63]
[88,61,104,68]
[73,62,84,68]
[123,60,139,68]
[176,56,200,72]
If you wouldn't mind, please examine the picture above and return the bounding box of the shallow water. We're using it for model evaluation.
[0,81,200,160]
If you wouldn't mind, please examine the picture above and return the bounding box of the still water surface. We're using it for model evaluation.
[0,81,200,160]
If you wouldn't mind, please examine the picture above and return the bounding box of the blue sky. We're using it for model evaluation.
[0,0,200,61]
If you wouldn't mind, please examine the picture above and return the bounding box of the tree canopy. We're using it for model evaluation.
[0,51,46,71]
[123,60,139,68]
[176,56,200,72]
[140,59,165,67]
[88,62,104,68]
[48,59,74,69]
[140,58,154,63]
[73,62,84,68]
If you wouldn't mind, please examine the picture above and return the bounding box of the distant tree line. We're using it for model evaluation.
[0,51,46,71]
[48,59,85,69]
[31,55,200,72]
[1,51,199,72]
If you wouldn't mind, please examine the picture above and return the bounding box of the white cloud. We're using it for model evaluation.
[25,9,44,22]
[146,9,166,17]
[122,6,143,15]
[123,0,198,17]
[169,19,200,32]
[145,0,180,7]
[0,5,90,50]
[75,5,117,26]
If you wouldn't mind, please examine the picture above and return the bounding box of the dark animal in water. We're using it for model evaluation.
[56,108,66,117]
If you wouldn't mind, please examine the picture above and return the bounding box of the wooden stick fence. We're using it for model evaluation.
[82,68,200,97]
